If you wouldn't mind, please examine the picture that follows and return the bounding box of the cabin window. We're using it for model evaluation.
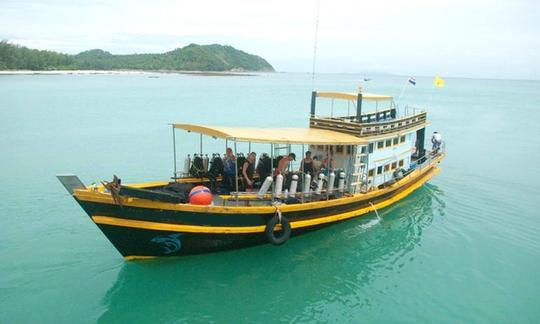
[336,145,344,154]
[347,146,352,154]
[393,137,399,145]
[391,162,397,170]
[317,145,323,150]
[399,159,404,167]
[384,164,390,172]
[368,169,374,177]
[368,143,374,153]
[377,141,384,149]
[360,146,367,154]
[385,139,392,147]
[400,135,406,143]
[377,166,383,174]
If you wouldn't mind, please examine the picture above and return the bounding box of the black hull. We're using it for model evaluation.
[95,223,327,258]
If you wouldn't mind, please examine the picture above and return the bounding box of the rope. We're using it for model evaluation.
[368,201,380,219]
[102,175,122,206]
[273,201,283,224]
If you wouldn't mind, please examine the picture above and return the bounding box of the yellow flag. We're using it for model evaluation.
[434,75,445,88]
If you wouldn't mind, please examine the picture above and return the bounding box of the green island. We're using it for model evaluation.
[0,41,274,72]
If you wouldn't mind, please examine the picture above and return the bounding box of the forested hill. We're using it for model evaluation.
[0,41,275,72]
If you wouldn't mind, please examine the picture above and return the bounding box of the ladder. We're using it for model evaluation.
[351,147,369,193]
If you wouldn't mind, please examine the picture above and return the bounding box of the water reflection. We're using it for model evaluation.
[98,184,444,323]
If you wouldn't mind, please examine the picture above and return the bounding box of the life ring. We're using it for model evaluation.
[265,214,291,245]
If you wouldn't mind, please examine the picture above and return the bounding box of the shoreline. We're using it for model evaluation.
[0,69,266,76]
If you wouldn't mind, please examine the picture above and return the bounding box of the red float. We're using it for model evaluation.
[189,185,213,205]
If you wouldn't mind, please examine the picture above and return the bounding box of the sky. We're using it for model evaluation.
[1,0,539,79]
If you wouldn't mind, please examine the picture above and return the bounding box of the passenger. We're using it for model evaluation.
[431,131,442,154]
[222,148,236,193]
[312,156,322,174]
[242,152,256,191]
[321,154,335,174]
[300,151,314,176]
[274,153,296,176]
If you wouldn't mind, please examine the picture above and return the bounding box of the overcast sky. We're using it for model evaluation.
[1,0,539,79]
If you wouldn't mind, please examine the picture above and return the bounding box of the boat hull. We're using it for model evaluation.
[72,156,443,260]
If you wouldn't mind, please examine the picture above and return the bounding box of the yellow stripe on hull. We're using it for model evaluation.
[92,167,440,234]
[76,154,444,215]
[124,255,157,261]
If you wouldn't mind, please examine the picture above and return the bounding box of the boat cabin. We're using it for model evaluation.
[168,89,441,205]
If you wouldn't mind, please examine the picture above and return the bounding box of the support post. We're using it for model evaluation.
[172,125,177,179]
[310,91,317,116]
[270,143,274,202]
[416,127,426,160]
[234,140,239,205]
[356,93,363,122]
[199,133,203,155]
[301,144,305,203]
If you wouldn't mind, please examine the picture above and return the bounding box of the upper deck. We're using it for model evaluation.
[309,90,428,138]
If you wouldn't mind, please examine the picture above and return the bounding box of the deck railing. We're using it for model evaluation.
[310,110,427,137]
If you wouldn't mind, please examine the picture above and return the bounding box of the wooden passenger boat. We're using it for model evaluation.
[58,90,445,260]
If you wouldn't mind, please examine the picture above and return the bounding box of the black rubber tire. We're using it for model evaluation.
[265,214,291,245]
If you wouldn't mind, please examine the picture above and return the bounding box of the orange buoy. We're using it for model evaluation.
[189,185,213,205]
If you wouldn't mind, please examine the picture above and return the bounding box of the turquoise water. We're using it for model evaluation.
[1,73,539,323]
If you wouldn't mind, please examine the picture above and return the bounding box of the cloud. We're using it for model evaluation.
[1,0,539,79]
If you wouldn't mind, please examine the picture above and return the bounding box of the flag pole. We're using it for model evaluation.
[398,82,408,101]
[397,77,410,103]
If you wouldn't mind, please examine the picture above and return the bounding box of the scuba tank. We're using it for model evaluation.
[289,174,299,197]
[315,173,325,195]
[303,173,311,196]
[183,154,191,176]
[327,171,336,194]
[203,154,209,172]
[338,172,346,193]
[274,174,284,197]
[257,176,273,198]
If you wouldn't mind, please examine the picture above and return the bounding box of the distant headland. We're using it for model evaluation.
[0,41,275,73]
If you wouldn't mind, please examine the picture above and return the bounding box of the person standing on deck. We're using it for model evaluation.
[299,151,314,176]
[242,152,257,191]
[312,156,322,174]
[431,131,442,154]
[222,147,236,193]
[274,153,296,176]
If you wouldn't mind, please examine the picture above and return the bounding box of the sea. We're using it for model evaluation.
[1,72,539,323]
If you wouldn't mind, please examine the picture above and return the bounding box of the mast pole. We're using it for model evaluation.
[311,0,321,90]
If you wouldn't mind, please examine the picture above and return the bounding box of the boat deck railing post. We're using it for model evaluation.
[301,144,305,203]
[270,143,274,204]
[234,139,239,206]
[172,124,177,179]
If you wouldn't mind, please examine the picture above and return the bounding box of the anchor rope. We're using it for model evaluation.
[368,201,380,219]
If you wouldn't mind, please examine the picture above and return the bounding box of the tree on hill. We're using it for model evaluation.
[0,41,274,72]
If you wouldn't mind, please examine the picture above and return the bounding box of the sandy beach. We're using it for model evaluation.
[0,70,260,76]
